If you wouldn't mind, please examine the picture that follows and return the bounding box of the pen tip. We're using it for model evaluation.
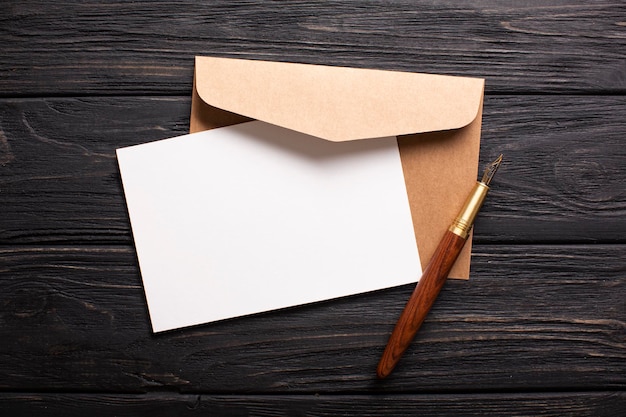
[481,154,503,186]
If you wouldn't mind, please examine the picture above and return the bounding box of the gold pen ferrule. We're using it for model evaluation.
[449,182,490,239]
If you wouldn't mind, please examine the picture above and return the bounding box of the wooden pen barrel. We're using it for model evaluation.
[377,230,468,379]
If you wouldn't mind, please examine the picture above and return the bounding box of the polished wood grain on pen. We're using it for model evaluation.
[377,154,503,379]
[376,230,467,379]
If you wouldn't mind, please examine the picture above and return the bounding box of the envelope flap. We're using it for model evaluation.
[195,56,484,142]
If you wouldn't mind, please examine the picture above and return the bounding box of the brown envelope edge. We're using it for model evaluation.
[190,61,483,280]
[397,97,482,279]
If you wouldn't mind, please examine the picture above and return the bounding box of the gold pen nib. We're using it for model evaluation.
[480,154,503,186]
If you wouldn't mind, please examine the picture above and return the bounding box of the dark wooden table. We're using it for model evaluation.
[1,1,625,415]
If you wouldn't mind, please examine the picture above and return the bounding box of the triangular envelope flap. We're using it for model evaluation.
[195,56,484,142]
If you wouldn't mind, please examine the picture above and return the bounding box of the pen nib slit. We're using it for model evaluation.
[481,154,503,186]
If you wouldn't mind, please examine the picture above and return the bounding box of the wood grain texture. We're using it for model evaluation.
[1,1,625,96]
[1,0,625,413]
[0,95,624,245]
[378,231,467,378]
[0,244,624,393]
[0,392,625,417]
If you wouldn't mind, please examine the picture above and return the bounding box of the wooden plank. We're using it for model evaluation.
[1,95,624,245]
[0,244,624,393]
[0,96,188,244]
[476,95,626,243]
[1,1,625,95]
[0,392,625,416]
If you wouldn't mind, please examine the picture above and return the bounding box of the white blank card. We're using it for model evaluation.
[117,121,420,332]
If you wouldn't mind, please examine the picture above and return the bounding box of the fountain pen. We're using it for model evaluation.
[377,154,503,379]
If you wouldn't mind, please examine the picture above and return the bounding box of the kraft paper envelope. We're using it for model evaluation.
[191,56,485,279]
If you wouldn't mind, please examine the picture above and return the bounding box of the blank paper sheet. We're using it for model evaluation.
[117,121,420,332]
